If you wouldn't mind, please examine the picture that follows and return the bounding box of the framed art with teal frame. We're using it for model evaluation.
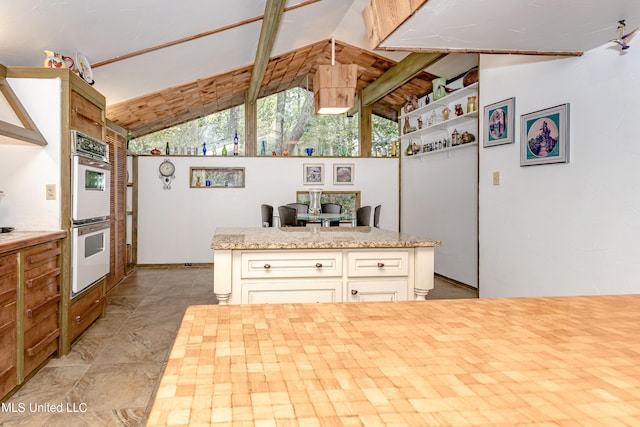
[520,103,570,166]
[484,97,515,147]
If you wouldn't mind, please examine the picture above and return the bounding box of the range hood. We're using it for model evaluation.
[0,64,47,146]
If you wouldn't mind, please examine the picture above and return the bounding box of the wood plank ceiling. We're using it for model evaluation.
[107,39,439,138]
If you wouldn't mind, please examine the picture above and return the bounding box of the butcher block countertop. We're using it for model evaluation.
[147,295,640,426]
[211,226,440,250]
[0,230,66,254]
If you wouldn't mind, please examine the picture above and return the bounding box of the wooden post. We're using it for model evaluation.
[358,93,372,157]
[245,94,257,157]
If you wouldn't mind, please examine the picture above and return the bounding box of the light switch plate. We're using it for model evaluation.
[492,171,500,186]
[46,184,56,200]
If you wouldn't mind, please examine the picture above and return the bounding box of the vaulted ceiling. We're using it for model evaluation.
[2,0,636,138]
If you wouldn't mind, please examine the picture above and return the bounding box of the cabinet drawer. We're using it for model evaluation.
[24,292,60,332]
[23,242,60,271]
[241,280,342,304]
[0,319,16,398]
[346,250,409,277]
[70,283,105,342]
[23,311,59,377]
[241,251,342,279]
[0,254,18,295]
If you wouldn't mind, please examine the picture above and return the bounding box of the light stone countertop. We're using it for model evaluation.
[0,230,67,254]
[211,226,441,250]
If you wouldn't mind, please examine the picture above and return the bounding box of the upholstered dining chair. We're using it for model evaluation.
[278,205,298,227]
[286,202,308,226]
[321,203,342,227]
[373,204,381,228]
[356,206,372,226]
[261,204,273,227]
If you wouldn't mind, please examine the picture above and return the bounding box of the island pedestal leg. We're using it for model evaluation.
[414,247,434,300]
[213,250,232,305]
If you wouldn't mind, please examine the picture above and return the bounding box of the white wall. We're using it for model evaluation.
[0,78,62,230]
[401,143,478,287]
[136,156,399,264]
[479,45,640,297]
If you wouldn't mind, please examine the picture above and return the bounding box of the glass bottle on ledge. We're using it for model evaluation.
[233,131,239,156]
[202,142,207,156]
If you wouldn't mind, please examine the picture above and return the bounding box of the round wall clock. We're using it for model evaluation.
[159,159,175,189]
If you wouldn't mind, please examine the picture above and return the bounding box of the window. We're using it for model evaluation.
[257,87,359,157]
[128,106,245,155]
[372,114,399,157]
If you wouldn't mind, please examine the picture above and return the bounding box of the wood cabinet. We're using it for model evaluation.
[69,279,105,343]
[106,125,128,291]
[0,233,64,401]
[22,242,61,378]
[220,248,422,305]
[0,253,17,398]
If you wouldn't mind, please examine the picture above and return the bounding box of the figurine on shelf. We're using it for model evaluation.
[417,117,423,129]
[410,94,419,110]
[454,104,464,117]
[412,142,420,155]
[403,117,410,134]
[442,106,451,121]
[403,95,414,114]
[451,129,461,146]
[461,131,476,144]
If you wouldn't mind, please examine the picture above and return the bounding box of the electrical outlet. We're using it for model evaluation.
[46,184,56,200]
[492,171,500,186]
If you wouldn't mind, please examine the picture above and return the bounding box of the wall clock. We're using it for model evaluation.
[159,159,175,189]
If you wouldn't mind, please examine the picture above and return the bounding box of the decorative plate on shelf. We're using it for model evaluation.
[75,52,94,85]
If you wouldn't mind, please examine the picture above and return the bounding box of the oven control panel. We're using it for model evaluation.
[71,130,108,162]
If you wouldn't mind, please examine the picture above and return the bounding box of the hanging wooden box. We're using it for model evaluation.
[313,64,358,113]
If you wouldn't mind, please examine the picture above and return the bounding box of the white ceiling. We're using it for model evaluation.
[2,0,638,110]
[378,0,640,54]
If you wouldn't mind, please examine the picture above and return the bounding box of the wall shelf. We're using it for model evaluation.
[400,111,478,140]
[405,141,477,159]
[400,82,479,121]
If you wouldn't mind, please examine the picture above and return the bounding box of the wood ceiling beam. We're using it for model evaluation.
[247,0,287,103]
[92,0,319,69]
[347,52,446,116]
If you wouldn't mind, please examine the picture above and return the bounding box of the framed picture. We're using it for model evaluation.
[333,163,354,185]
[303,163,324,185]
[484,97,515,147]
[520,103,570,166]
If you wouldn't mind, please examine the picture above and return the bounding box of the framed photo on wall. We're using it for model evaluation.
[484,97,515,147]
[303,163,324,185]
[520,103,570,166]
[333,163,354,185]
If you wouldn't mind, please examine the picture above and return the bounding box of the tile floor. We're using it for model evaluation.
[1,267,477,427]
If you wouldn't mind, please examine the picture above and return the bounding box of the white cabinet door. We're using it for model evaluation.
[346,280,408,302]
[241,280,343,304]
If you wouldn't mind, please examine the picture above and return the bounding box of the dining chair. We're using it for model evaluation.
[356,206,372,226]
[321,203,342,227]
[286,203,308,226]
[278,205,299,227]
[261,204,273,227]
[373,204,381,228]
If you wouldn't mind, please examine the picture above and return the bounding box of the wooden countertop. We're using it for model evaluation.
[147,295,640,426]
[0,230,66,254]
[211,226,440,250]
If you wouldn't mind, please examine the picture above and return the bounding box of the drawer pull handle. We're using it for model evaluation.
[263,264,271,269]
[0,287,16,305]
[0,365,14,381]
[315,263,323,268]
[27,247,61,264]
[26,267,60,288]
[351,289,358,295]
[76,298,105,324]
[377,262,385,268]
[26,328,59,357]
[0,320,15,335]
[27,294,60,318]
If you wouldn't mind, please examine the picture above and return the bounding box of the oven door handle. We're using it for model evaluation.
[76,155,111,171]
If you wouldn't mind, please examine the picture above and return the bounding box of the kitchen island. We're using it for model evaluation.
[147,295,640,426]
[211,226,440,304]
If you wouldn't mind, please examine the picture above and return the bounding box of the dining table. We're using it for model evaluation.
[274,212,356,227]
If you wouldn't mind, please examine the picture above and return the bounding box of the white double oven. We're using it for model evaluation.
[70,130,111,296]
